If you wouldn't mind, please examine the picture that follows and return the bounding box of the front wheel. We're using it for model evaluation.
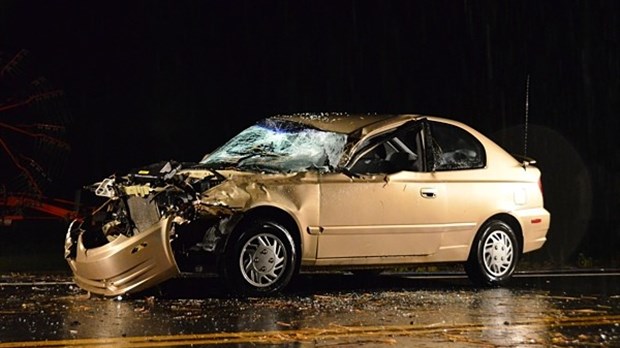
[465,220,519,287]
[222,219,297,296]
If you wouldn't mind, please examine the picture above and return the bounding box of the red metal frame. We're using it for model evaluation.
[1,194,81,226]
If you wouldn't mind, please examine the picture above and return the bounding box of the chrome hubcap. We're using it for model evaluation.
[240,233,287,287]
[483,230,513,277]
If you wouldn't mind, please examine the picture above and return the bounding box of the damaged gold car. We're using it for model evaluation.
[64,113,550,297]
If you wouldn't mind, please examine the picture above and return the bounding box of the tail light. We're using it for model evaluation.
[538,178,543,195]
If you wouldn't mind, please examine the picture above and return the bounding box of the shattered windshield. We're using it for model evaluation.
[200,118,348,173]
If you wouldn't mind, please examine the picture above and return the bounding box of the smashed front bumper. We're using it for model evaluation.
[64,216,180,297]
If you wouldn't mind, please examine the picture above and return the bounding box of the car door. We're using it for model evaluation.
[316,119,453,259]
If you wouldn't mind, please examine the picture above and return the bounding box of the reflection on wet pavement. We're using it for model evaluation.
[0,272,618,347]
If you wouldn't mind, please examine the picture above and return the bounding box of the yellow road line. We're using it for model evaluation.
[1,314,618,347]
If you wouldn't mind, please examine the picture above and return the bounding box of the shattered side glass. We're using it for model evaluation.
[200,118,348,173]
[430,121,485,171]
[435,149,481,170]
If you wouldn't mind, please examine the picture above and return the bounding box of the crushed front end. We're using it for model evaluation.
[64,161,229,297]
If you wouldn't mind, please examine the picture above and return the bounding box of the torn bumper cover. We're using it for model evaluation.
[63,160,231,297]
[65,216,180,297]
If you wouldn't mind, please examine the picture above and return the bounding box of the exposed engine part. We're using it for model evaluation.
[80,161,225,243]
[126,195,160,233]
[94,178,116,198]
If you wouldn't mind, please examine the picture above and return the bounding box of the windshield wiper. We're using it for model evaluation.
[340,166,362,179]
[238,162,283,174]
[236,147,282,165]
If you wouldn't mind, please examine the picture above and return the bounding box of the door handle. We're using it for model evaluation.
[420,188,437,198]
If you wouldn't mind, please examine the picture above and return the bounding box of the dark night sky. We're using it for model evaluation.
[2,0,619,265]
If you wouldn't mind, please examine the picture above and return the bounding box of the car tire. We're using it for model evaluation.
[465,220,519,287]
[223,219,297,296]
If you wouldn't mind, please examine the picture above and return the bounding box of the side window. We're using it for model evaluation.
[387,128,421,172]
[349,142,391,173]
[429,121,485,170]
[349,125,423,174]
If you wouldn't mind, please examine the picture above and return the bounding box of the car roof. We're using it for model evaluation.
[268,113,481,138]
[269,113,420,135]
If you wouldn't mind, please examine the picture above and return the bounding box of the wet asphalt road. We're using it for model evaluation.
[0,271,618,347]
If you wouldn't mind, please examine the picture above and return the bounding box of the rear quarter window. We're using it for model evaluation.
[429,121,486,171]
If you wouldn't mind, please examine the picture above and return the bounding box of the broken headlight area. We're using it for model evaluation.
[65,160,233,274]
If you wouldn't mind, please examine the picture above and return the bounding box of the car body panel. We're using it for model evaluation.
[66,217,179,297]
[316,171,446,258]
[196,170,322,262]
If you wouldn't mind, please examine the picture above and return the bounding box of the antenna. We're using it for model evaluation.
[523,74,530,159]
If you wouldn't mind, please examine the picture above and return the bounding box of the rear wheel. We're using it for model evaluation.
[465,220,519,287]
[222,219,297,296]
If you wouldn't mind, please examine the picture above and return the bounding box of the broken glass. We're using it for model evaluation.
[200,119,347,173]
